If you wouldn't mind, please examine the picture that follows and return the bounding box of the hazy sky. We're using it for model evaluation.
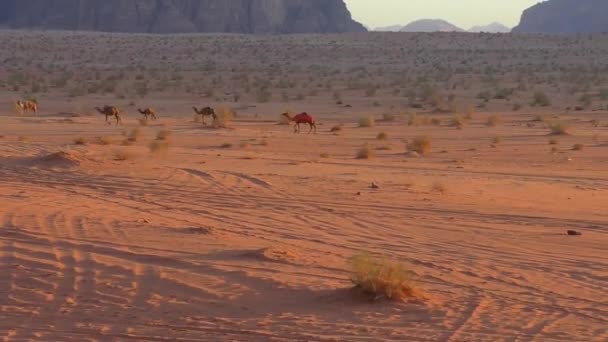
[344,0,543,29]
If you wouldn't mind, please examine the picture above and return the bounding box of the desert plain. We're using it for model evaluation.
[0,31,607,341]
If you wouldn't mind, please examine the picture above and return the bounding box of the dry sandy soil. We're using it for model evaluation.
[0,31,607,341]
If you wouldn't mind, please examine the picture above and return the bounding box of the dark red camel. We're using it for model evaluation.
[282,112,317,134]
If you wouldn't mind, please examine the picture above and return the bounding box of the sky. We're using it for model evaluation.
[344,0,543,29]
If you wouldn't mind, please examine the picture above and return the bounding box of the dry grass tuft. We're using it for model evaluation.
[407,136,432,155]
[376,132,389,140]
[113,149,134,161]
[548,138,559,145]
[212,106,235,128]
[349,253,417,301]
[356,144,376,159]
[73,136,87,145]
[220,143,233,149]
[330,125,343,133]
[382,113,396,122]
[320,152,330,158]
[492,136,503,145]
[449,116,465,129]
[95,136,113,145]
[549,123,570,135]
[486,115,501,127]
[149,140,169,155]
[572,143,585,151]
[359,116,376,128]
[127,128,143,142]
[156,129,172,141]
[431,182,448,194]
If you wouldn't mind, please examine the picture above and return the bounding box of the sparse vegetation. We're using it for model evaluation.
[407,136,432,155]
[572,143,585,151]
[73,137,87,145]
[356,144,376,159]
[431,182,447,194]
[359,116,375,128]
[149,140,169,155]
[376,132,389,140]
[486,115,501,127]
[349,253,417,301]
[549,123,570,135]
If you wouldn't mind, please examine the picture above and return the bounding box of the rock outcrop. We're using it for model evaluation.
[512,0,608,33]
[0,0,365,34]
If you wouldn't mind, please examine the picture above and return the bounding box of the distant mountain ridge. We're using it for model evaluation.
[512,0,608,33]
[0,0,366,34]
[373,20,510,33]
[400,19,464,32]
[469,22,510,33]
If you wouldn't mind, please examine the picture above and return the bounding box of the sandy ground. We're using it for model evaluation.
[0,105,607,341]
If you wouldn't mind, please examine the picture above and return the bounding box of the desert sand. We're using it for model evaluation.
[0,31,607,341]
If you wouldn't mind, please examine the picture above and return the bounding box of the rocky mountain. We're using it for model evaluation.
[512,0,608,33]
[0,0,366,34]
[400,19,464,33]
[469,22,510,33]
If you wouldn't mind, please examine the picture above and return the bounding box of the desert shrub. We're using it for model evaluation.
[330,125,343,132]
[549,138,559,145]
[95,136,113,145]
[359,116,375,128]
[549,123,570,135]
[376,132,389,140]
[73,137,87,145]
[407,113,420,126]
[349,253,416,301]
[17,136,29,142]
[382,113,396,122]
[149,140,169,155]
[127,128,142,142]
[320,152,330,158]
[532,91,551,107]
[220,143,233,149]
[212,106,235,128]
[431,182,447,194]
[113,149,134,161]
[492,136,503,145]
[449,116,465,129]
[278,113,290,125]
[572,143,585,151]
[430,117,442,126]
[486,115,501,127]
[356,144,376,159]
[407,136,432,155]
[156,129,172,141]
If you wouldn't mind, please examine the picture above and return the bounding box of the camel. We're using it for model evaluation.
[282,112,317,134]
[138,108,157,121]
[95,106,122,125]
[15,100,37,116]
[193,106,217,125]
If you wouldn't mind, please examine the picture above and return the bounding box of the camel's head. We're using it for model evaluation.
[281,112,290,118]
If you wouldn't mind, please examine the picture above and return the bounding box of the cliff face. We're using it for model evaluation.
[0,0,366,34]
[512,0,608,33]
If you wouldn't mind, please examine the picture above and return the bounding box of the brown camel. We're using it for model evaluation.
[15,100,37,116]
[138,108,157,121]
[95,106,122,125]
[193,106,217,125]
[282,112,317,134]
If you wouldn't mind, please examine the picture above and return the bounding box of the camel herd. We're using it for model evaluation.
[12,100,318,133]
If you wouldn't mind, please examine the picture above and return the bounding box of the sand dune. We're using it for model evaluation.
[0,109,606,341]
